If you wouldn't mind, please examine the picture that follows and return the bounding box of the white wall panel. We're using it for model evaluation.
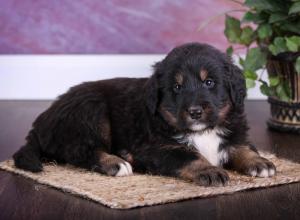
[0,55,266,100]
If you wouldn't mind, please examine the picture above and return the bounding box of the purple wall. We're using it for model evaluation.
[0,0,240,54]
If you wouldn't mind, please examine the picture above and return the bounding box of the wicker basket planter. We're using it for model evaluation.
[267,97,300,133]
[266,53,300,133]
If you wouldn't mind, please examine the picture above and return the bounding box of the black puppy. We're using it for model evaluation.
[13,43,276,186]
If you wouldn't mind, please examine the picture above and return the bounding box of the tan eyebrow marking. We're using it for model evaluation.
[175,73,183,85]
[200,69,208,81]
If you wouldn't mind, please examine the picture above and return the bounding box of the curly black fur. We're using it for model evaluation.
[13,43,275,186]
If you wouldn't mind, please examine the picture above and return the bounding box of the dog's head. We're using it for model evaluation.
[145,43,246,132]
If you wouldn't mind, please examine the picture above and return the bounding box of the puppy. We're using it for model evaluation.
[13,43,276,186]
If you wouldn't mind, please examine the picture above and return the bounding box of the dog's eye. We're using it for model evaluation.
[173,84,182,92]
[203,79,215,88]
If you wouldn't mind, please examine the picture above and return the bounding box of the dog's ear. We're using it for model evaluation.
[225,60,246,109]
[144,62,162,114]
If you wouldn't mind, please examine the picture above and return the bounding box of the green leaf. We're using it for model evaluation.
[285,36,300,52]
[268,37,288,55]
[240,26,255,45]
[269,76,280,86]
[274,37,288,52]
[286,37,299,52]
[244,47,267,72]
[269,13,288,23]
[259,79,276,97]
[289,2,300,14]
[244,70,258,80]
[226,46,233,56]
[242,12,256,23]
[244,0,282,12]
[242,11,268,24]
[224,15,242,43]
[289,36,300,45]
[296,57,300,74]
[257,24,273,39]
[283,81,292,99]
[260,81,270,96]
[276,83,290,102]
[268,45,277,55]
[246,78,256,89]
[280,21,300,35]
[239,57,245,67]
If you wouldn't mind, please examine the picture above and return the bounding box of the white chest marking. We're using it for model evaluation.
[185,129,228,166]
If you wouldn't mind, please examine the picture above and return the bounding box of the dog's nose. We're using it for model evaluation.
[187,106,203,120]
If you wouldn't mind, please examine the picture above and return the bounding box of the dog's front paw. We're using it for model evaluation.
[241,157,276,178]
[180,163,229,186]
[196,166,229,186]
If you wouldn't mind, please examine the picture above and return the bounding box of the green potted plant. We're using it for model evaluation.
[224,0,300,133]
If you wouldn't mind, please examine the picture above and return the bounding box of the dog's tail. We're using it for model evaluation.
[13,130,43,172]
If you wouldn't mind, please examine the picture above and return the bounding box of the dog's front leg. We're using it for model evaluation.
[134,145,229,186]
[226,146,276,177]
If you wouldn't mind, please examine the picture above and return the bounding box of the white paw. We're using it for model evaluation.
[268,168,275,176]
[116,162,133,177]
[257,169,269,177]
[249,168,276,178]
[250,170,257,177]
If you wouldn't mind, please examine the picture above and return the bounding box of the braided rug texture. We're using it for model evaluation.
[1,152,300,209]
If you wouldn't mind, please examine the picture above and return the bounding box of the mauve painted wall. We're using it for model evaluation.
[0,0,241,54]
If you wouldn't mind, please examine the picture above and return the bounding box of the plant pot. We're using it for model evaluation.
[266,52,300,102]
[267,97,300,133]
[266,52,300,133]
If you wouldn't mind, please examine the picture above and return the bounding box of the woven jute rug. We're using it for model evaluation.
[1,152,300,209]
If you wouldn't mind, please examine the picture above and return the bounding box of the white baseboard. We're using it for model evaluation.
[0,55,266,100]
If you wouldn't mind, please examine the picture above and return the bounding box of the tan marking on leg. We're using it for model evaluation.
[96,151,133,176]
[228,146,276,177]
[229,146,259,163]
[98,151,124,165]
[179,157,210,181]
[178,155,229,186]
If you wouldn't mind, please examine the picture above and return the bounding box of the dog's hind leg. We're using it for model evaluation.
[91,150,133,177]
[62,143,133,177]
[13,130,43,172]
